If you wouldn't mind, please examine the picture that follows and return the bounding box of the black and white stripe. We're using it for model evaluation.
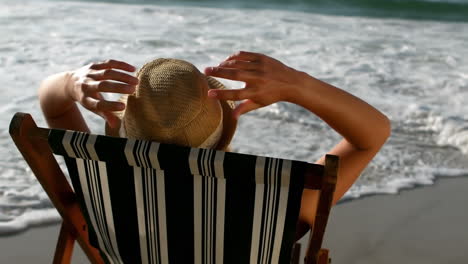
[133,167,168,264]
[127,139,168,264]
[62,131,123,264]
[189,148,226,264]
[250,157,292,264]
[124,138,161,169]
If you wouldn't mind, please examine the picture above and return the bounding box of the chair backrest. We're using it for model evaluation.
[9,113,337,264]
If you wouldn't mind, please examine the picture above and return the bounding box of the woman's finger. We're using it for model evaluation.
[84,80,136,94]
[90,59,136,72]
[208,88,254,101]
[232,99,262,119]
[96,99,126,112]
[218,60,259,71]
[88,69,139,85]
[204,67,258,82]
[102,111,121,129]
[226,51,262,62]
[83,97,126,112]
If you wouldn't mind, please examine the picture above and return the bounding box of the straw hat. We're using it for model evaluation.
[105,58,237,150]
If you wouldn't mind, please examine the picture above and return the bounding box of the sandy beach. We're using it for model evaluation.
[300,176,468,264]
[1,177,467,263]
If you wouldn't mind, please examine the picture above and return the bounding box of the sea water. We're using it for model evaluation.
[1,0,467,235]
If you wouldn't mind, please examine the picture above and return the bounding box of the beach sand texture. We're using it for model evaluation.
[1,177,466,263]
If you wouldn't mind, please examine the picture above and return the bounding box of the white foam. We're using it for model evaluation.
[0,209,60,236]
[427,114,468,154]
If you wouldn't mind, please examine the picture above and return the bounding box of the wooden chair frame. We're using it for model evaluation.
[9,112,338,264]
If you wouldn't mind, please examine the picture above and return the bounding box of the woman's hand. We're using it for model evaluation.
[205,51,306,119]
[68,59,139,128]
[39,59,138,131]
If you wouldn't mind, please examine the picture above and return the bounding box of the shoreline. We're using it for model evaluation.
[1,176,467,263]
[0,175,464,238]
[337,174,468,205]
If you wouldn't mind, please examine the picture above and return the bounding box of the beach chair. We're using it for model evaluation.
[9,112,338,264]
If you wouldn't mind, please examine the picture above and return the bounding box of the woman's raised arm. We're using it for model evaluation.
[205,51,391,231]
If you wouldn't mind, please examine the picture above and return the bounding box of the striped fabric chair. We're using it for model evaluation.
[10,113,338,264]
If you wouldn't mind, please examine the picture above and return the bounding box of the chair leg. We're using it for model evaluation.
[290,243,302,264]
[317,249,330,264]
[53,222,76,264]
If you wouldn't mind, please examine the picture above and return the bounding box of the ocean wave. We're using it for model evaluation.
[48,0,468,21]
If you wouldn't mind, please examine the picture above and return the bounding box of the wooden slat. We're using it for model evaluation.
[53,222,76,264]
[317,249,330,264]
[290,243,301,264]
[304,154,338,264]
[9,113,104,264]
[304,164,325,190]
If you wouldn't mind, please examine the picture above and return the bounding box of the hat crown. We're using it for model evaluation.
[136,58,206,129]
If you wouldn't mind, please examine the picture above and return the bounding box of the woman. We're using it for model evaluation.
[39,51,391,240]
